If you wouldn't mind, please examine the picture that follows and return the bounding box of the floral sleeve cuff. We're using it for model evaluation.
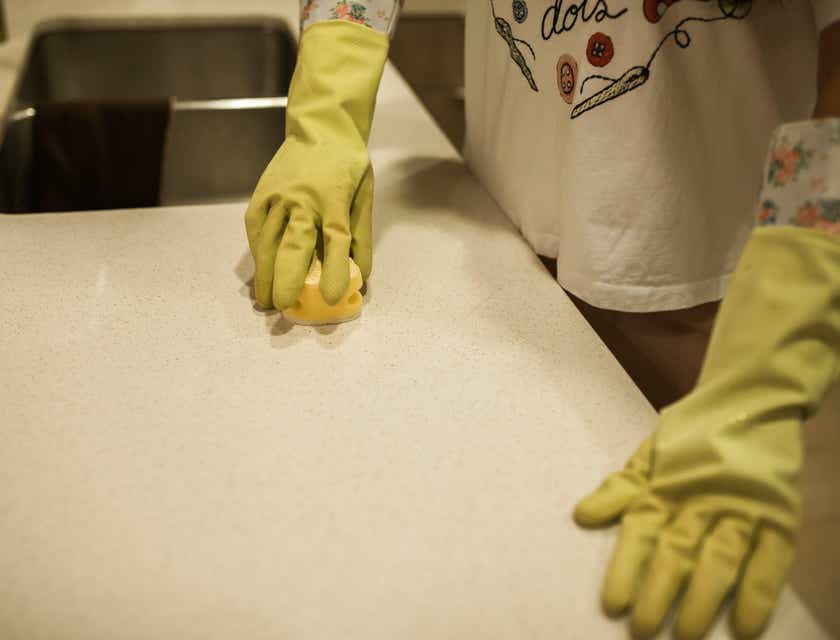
[758,118,840,236]
[301,1,404,37]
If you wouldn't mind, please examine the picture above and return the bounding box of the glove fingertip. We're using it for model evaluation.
[319,274,350,306]
[353,249,372,281]
[674,623,705,640]
[256,296,275,312]
[254,275,275,311]
[273,285,304,311]
[731,531,794,640]
[629,613,660,640]
[731,611,766,640]
[601,582,632,618]
[321,236,352,305]
[573,483,633,528]
[573,493,614,528]
[675,599,721,640]
[731,593,777,640]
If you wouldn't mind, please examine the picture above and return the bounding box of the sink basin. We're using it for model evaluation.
[0,18,297,212]
[11,17,296,107]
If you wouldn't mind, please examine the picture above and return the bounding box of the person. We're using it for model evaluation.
[244,1,840,638]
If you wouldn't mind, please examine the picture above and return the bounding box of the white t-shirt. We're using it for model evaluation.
[464,0,840,312]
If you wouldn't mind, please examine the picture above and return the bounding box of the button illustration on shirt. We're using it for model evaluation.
[512,0,528,23]
[556,54,579,104]
[586,32,614,67]
[491,0,539,92]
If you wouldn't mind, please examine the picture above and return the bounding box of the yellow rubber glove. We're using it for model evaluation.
[575,226,840,640]
[244,20,388,310]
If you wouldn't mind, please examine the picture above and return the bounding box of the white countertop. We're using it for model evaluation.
[0,2,832,639]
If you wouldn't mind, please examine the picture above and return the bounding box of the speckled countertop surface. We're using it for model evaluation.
[0,2,832,639]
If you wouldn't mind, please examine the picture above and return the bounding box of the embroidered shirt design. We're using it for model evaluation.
[572,0,751,118]
[490,0,540,91]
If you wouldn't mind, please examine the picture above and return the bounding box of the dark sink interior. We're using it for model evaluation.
[0,18,297,213]
[13,19,296,107]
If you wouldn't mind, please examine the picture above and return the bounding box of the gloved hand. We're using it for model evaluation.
[575,226,840,640]
[245,20,388,310]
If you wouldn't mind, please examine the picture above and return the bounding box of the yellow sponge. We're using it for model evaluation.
[283,257,364,326]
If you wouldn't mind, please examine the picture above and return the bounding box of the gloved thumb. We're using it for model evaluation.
[574,436,653,527]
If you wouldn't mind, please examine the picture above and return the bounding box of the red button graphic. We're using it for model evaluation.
[586,32,614,67]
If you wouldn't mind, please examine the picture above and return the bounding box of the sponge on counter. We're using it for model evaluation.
[283,257,364,326]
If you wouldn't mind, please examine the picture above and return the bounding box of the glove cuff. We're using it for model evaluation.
[287,20,390,146]
[699,225,840,417]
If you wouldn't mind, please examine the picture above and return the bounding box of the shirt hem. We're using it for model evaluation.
[557,270,732,313]
[518,226,733,312]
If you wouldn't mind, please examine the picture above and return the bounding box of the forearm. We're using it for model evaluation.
[301,0,403,37]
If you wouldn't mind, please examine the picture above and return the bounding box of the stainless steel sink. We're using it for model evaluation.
[0,17,297,212]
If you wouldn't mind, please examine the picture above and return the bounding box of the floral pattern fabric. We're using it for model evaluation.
[758,119,840,236]
[301,1,403,36]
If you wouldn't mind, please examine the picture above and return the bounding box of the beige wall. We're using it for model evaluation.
[402,0,465,15]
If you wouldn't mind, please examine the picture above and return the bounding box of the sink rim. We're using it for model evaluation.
[25,14,300,44]
[5,96,290,126]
